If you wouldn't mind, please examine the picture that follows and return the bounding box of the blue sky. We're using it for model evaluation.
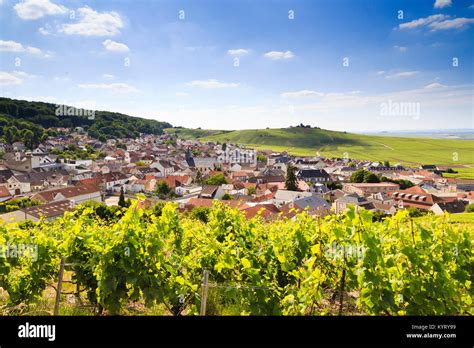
[0,0,473,131]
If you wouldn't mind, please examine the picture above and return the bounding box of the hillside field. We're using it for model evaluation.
[167,127,474,175]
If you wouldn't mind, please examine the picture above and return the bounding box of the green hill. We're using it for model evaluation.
[167,127,474,171]
[0,98,172,143]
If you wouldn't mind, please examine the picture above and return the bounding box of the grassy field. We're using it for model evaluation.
[415,212,474,233]
[442,167,474,180]
[167,127,474,171]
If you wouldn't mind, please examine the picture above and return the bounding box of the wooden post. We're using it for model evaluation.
[54,257,65,316]
[200,270,209,316]
[338,269,346,316]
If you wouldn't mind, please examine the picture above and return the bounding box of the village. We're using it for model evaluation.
[0,128,473,223]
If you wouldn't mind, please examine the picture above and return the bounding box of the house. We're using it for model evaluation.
[231,171,252,182]
[200,185,219,199]
[31,185,101,204]
[175,185,202,197]
[342,182,399,197]
[103,172,130,191]
[297,169,330,183]
[430,201,466,215]
[295,158,326,169]
[370,201,397,215]
[273,189,313,207]
[0,200,74,223]
[186,157,217,174]
[7,174,31,194]
[125,178,147,193]
[389,186,456,211]
[151,159,175,177]
[3,152,40,172]
[241,204,281,220]
[21,200,74,221]
[420,165,438,172]
[215,184,246,199]
[291,196,330,216]
[0,186,12,202]
[333,194,375,214]
[368,165,405,173]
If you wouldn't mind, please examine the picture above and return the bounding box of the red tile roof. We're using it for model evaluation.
[32,185,100,203]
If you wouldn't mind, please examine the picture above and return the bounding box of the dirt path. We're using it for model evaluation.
[373,142,394,150]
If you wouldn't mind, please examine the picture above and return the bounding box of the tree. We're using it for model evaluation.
[247,186,256,195]
[257,154,267,163]
[327,182,343,190]
[22,129,35,149]
[118,187,126,207]
[363,171,380,183]
[221,193,233,200]
[222,143,227,151]
[155,182,171,197]
[383,161,390,167]
[465,203,474,213]
[350,169,366,183]
[191,207,210,222]
[285,164,298,191]
[5,125,19,144]
[204,173,227,185]
[195,170,203,184]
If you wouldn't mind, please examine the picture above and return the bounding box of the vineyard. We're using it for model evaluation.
[0,196,472,316]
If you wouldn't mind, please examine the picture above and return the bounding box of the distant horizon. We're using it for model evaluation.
[3,94,474,135]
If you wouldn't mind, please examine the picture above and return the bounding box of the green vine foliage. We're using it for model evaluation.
[0,197,472,315]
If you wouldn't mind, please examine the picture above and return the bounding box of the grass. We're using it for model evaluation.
[0,271,170,316]
[415,212,474,232]
[442,167,474,180]
[166,127,474,174]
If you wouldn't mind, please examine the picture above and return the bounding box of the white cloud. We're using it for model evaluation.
[14,0,67,20]
[78,83,138,92]
[26,46,42,55]
[0,40,49,57]
[0,70,38,85]
[263,50,295,60]
[385,71,419,79]
[13,70,39,78]
[0,72,23,85]
[399,14,474,31]
[399,14,447,29]
[185,79,239,89]
[424,82,447,89]
[376,70,386,75]
[53,75,70,82]
[59,6,124,36]
[283,84,473,116]
[430,17,474,30]
[102,39,129,52]
[281,90,324,98]
[102,74,115,79]
[16,95,58,103]
[227,48,250,57]
[434,0,452,9]
[394,45,408,52]
[175,92,189,96]
[38,25,52,35]
[0,40,24,52]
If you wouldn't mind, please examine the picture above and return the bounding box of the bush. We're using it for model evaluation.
[191,207,210,222]
[465,203,474,213]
